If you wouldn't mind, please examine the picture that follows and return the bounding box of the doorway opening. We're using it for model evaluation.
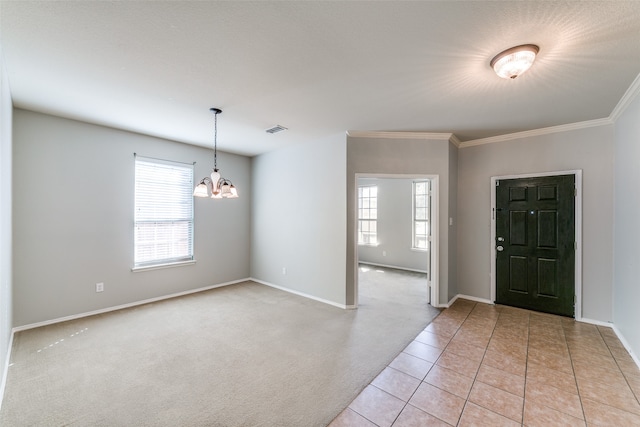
[490,170,583,319]
[354,174,439,308]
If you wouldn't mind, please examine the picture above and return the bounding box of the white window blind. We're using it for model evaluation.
[134,156,194,268]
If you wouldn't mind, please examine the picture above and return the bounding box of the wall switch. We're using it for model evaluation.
[282,267,286,275]
[382,251,387,257]
[96,282,104,293]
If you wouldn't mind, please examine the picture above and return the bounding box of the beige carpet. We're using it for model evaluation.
[1,268,439,426]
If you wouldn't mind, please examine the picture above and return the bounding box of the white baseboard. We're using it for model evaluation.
[611,325,640,370]
[0,329,14,412]
[578,317,613,328]
[10,275,346,333]
[444,294,493,308]
[3,276,344,412]
[13,278,251,333]
[358,262,428,274]
[581,319,640,371]
[457,294,494,305]
[250,278,348,309]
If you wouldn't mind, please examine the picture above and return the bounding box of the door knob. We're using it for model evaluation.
[497,246,504,251]
[497,237,504,242]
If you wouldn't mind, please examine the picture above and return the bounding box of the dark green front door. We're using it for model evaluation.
[495,175,575,317]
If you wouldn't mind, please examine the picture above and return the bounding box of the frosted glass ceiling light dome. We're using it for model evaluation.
[490,44,539,79]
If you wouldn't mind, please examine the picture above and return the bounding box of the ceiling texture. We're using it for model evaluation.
[1,1,640,156]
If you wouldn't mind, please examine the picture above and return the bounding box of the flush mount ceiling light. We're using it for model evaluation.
[193,108,238,199]
[490,44,539,79]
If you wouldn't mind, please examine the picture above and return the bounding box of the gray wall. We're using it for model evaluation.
[613,90,640,359]
[347,135,454,306]
[0,47,13,386]
[250,134,347,305]
[357,178,429,273]
[12,110,251,326]
[457,125,615,322]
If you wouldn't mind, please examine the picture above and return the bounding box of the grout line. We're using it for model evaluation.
[522,310,531,425]
[389,317,460,426]
[390,301,478,426]
[368,306,463,427]
[462,305,525,425]
[565,318,588,423]
[442,304,475,427]
[460,305,487,426]
[598,326,640,408]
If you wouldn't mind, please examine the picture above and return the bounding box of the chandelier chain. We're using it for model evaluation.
[213,110,218,170]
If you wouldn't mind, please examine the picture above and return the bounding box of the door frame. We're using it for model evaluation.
[490,170,583,320]
[354,173,439,307]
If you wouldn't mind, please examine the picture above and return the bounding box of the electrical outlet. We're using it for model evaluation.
[282,267,287,275]
[382,251,387,257]
[96,282,104,293]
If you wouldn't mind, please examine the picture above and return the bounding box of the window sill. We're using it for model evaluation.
[358,243,379,247]
[411,248,428,252]
[132,260,196,272]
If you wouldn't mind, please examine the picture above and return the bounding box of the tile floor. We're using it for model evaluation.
[329,298,640,426]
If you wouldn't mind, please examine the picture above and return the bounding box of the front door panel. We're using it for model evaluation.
[495,175,575,317]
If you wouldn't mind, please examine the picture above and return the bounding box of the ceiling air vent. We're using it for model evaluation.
[265,125,288,134]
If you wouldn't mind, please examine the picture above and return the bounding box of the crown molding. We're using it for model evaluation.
[459,118,613,148]
[348,72,640,150]
[346,130,458,145]
[610,72,640,122]
[448,134,461,147]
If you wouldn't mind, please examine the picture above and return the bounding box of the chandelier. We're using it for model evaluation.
[193,108,238,199]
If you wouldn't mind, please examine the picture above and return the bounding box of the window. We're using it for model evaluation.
[413,180,430,250]
[358,185,377,245]
[134,156,194,269]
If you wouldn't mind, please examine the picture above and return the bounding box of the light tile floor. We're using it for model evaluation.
[329,299,640,426]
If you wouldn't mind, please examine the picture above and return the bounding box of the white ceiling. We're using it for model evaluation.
[2,1,640,156]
